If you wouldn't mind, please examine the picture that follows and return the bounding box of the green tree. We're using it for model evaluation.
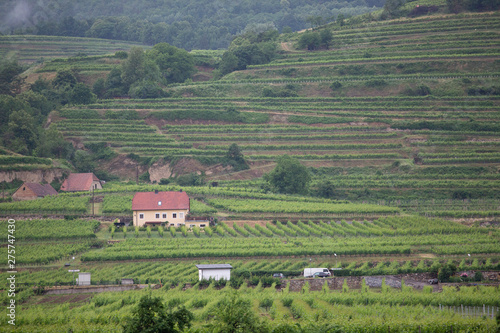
[4,110,39,155]
[36,127,74,159]
[264,155,311,195]
[52,69,77,89]
[297,31,321,50]
[225,143,249,171]
[92,78,106,98]
[219,52,240,76]
[121,47,146,91]
[316,180,338,199]
[72,150,96,173]
[208,294,268,333]
[149,43,196,84]
[382,0,407,18]
[123,293,193,333]
[438,263,457,282]
[0,95,30,132]
[70,83,96,105]
[129,80,164,99]
[0,58,24,96]
[320,29,333,49]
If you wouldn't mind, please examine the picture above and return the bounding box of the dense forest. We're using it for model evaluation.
[0,0,384,49]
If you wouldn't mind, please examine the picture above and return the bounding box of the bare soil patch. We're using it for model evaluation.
[98,155,147,181]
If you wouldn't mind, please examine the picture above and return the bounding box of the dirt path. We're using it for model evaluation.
[280,42,293,52]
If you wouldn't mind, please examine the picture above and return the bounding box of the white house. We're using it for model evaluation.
[196,264,232,281]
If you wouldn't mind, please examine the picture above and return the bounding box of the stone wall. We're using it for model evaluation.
[44,284,159,295]
[0,169,67,184]
[285,273,435,292]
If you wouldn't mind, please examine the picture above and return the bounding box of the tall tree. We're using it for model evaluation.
[123,293,193,333]
[0,59,24,96]
[121,47,146,91]
[264,154,311,195]
[148,43,195,84]
[225,143,249,171]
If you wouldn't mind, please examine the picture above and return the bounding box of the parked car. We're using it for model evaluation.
[273,273,284,279]
[313,272,329,278]
[428,278,439,284]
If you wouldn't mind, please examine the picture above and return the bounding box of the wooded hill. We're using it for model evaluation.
[0,0,383,50]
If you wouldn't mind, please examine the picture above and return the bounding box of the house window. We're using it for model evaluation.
[179,212,184,219]
[200,224,206,228]
[190,224,196,228]
[155,213,160,219]
[162,213,167,219]
[172,213,177,218]
[139,214,144,219]
[169,223,174,227]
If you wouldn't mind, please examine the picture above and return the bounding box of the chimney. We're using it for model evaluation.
[179,189,182,192]
[155,190,158,194]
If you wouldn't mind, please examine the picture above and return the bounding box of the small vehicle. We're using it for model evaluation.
[313,272,329,278]
[428,278,438,284]
[273,273,284,279]
[64,263,71,267]
[460,273,468,278]
[304,268,331,278]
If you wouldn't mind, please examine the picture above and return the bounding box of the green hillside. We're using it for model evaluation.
[30,10,499,217]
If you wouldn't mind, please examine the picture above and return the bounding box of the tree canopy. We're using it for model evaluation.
[123,293,193,333]
[0,0,383,50]
[264,154,311,195]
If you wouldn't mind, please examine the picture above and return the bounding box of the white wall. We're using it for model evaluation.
[77,273,91,286]
[198,269,231,281]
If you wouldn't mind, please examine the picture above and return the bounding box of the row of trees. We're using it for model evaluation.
[94,44,195,98]
[1,0,383,50]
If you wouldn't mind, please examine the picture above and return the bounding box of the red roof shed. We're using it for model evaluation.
[60,173,102,192]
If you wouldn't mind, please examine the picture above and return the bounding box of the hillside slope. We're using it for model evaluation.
[1,9,498,217]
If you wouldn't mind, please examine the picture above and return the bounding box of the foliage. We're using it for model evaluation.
[0,58,24,96]
[225,143,249,171]
[122,293,193,333]
[208,294,267,333]
[264,155,311,195]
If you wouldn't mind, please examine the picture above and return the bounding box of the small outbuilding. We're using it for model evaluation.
[196,264,232,281]
[76,272,91,286]
[12,183,58,201]
[60,173,102,192]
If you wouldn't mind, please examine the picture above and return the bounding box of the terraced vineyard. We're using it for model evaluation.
[0,35,144,63]
[43,12,499,219]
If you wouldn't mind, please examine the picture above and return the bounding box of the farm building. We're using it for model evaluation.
[132,190,190,227]
[60,173,102,192]
[12,183,58,201]
[196,264,232,281]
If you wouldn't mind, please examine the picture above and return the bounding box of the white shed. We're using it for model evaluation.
[76,272,91,286]
[196,264,232,281]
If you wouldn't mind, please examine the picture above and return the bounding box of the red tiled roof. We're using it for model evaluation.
[60,173,100,192]
[132,191,190,211]
[23,183,58,197]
